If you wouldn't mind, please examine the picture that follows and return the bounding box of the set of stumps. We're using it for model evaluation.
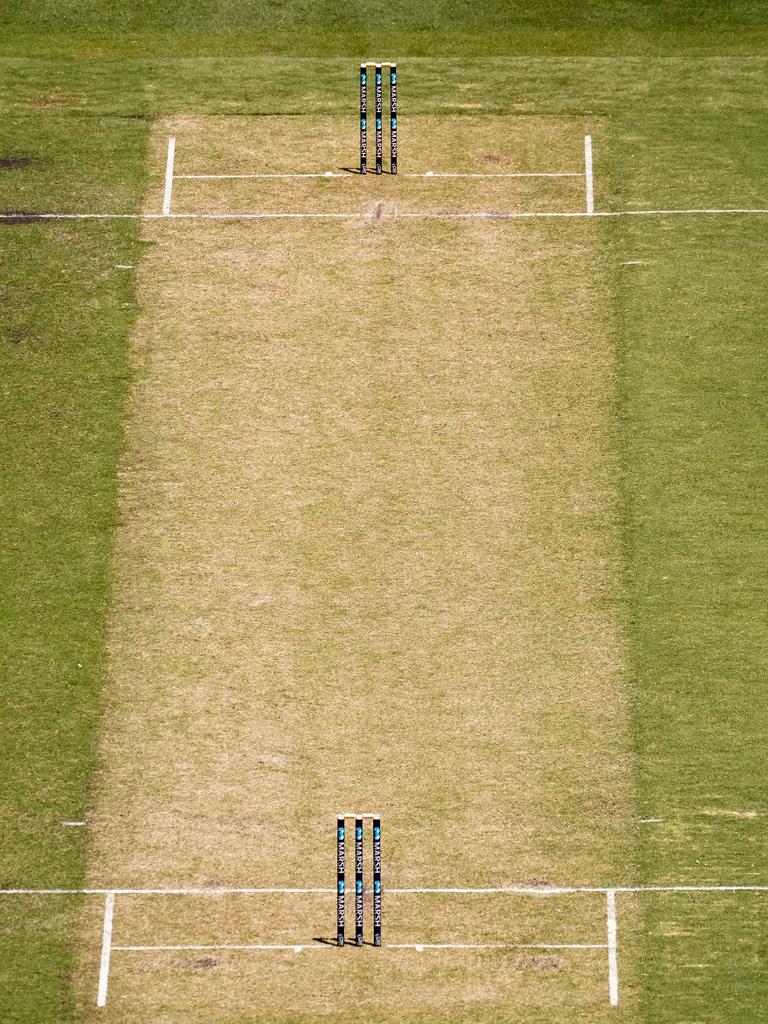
[360,63,397,174]
[337,814,382,946]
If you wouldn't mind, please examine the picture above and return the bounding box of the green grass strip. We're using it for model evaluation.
[0,114,146,1021]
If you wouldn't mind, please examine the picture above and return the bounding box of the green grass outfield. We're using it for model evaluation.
[1,3,768,1021]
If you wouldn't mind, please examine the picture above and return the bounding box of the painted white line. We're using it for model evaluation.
[607,890,619,1007]
[0,887,336,895]
[61,821,86,826]
[0,887,337,896]
[176,172,351,179]
[1,213,145,220]
[166,208,768,221]
[96,892,115,1007]
[584,135,594,215]
[389,943,607,950]
[3,208,768,222]
[113,941,604,953]
[162,137,176,217]
[175,172,582,180]
[406,172,582,178]
[589,207,768,218]
[3,884,768,896]
[389,887,596,894]
[114,944,326,953]
[616,885,768,893]
[338,812,380,818]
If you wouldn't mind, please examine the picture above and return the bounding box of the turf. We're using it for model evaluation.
[614,217,768,1022]
[1,4,768,1021]
[1,2,768,59]
[0,118,145,1020]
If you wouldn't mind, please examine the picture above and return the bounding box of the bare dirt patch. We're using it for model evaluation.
[0,157,33,170]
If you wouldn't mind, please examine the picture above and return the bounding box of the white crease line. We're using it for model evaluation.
[177,172,350,179]
[0,887,334,895]
[114,943,326,952]
[389,887,595,894]
[412,172,582,178]
[3,884,768,896]
[112,941,604,953]
[96,892,115,1007]
[3,208,768,223]
[389,943,607,950]
[162,137,176,216]
[175,171,582,179]
[584,134,594,215]
[607,890,619,1007]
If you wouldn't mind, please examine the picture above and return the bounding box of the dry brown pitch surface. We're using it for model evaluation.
[76,117,639,1022]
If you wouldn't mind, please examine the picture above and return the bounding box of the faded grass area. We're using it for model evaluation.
[78,117,635,1020]
[79,889,643,1023]
[149,115,591,216]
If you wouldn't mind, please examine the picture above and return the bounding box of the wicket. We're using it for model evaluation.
[359,63,397,175]
[336,813,382,946]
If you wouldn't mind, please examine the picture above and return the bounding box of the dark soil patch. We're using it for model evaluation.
[0,156,33,170]
[0,210,44,225]
[175,956,218,972]
[518,954,566,972]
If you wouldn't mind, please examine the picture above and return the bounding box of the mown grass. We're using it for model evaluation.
[1,0,768,59]
[3,0,768,34]
[2,57,768,124]
[0,117,145,1020]
[614,215,768,1020]
[599,98,768,1018]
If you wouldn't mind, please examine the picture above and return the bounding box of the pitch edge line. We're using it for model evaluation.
[2,885,768,896]
[2,209,768,222]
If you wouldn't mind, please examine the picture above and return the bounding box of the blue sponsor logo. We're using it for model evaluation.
[361,118,366,128]
[361,72,366,83]
[374,880,381,893]
[356,880,363,893]
[391,119,397,128]
[338,826,344,839]
[338,881,344,893]
[376,117,382,128]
